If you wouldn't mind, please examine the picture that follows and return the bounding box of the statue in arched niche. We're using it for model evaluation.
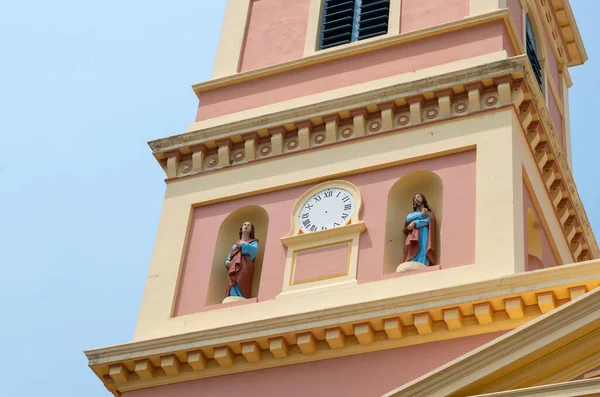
[401,193,436,270]
[224,221,259,302]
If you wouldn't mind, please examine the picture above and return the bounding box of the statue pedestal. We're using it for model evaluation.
[396,261,428,273]
[222,296,246,304]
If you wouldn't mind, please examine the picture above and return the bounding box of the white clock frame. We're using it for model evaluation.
[279,180,366,297]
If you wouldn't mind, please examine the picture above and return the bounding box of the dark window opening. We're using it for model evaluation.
[320,0,390,50]
[526,15,543,87]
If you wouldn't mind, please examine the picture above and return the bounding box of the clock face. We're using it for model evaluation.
[298,188,356,233]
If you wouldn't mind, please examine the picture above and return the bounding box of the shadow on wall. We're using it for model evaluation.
[383,171,443,274]
[205,206,269,306]
[526,207,544,271]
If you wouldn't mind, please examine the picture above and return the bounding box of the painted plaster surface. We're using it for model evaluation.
[174,151,475,316]
[123,332,503,397]
[195,22,510,121]
[523,182,559,270]
[507,0,524,42]
[400,0,468,33]
[293,243,349,284]
[239,0,311,72]
[548,90,563,145]
[544,27,560,96]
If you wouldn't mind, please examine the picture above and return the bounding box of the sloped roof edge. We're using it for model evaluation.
[472,377,600,397]
[383,286,600,397]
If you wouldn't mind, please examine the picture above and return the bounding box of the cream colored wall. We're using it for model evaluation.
[211,0,251,78]
[516,113,574,264]
[562,74,573,169]
[134,109,525,342]
[470,0,507,16]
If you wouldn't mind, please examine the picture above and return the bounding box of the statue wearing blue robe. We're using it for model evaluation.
[225,240,258,298]
[405,211,431,266]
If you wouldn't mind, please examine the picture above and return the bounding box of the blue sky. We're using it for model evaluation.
[0,1,597,395]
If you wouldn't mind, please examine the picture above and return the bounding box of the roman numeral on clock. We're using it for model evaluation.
[341,213,349,220]
[302,213,309,219]
[344,204,352,211]
[342,196,350,203]
[324,190,333,197]
[310,225,317,232]
[302,219,311,228]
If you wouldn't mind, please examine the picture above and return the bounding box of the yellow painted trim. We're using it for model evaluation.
[193,9,511,95]
[519,55,598,258]
[557,0,587,66]
[533,0,567,70]
[469,378,600,397]
[86,261,600,396]
[90,261,600,362]
[181,51,509,141]
[470,0,507,16]
[138,109,526,342]
[545,66,564,118]
[141,58,596,347]
[382,285,600,397]
[389,0,402,35]
[303,0,323,57]
[562,74,572,170]
[211,0,251,79]
[282,222,366,247]
[522,169,571,265]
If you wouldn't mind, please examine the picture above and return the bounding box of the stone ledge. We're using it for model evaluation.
[86,261,600,396]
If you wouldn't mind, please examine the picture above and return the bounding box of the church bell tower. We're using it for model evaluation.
[86,1,600,396]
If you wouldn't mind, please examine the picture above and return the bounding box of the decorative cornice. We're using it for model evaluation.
[382,284,600,397]
[191,10,512,97]
[551,0,587,67]
[86,260,600,396]
[146,56,598,262]
[150,59,524,156]
[515,56,598,260]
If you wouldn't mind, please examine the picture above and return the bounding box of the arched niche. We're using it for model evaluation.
[526,207,544,271]
[205,206,269,306]
[383,171,443,274]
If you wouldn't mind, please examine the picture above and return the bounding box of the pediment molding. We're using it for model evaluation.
[382,283,600,397]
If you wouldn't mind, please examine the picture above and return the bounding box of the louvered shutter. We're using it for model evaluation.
[357,0,389,40]
[320,0,390,50]
[526,15,543,86]
[320,0,357,49]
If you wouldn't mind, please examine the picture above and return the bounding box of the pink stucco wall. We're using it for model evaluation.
[548,88,563,146]
[544,35,560,89]
[174,151,476,316]
[239,0,311,72]
[123,332,504,397]
[294,243,349,283]
[537,8,565,151]
[507,0,523,41]
[196,22,513,121]
[523,182,559,270]
[400,0,469,33]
